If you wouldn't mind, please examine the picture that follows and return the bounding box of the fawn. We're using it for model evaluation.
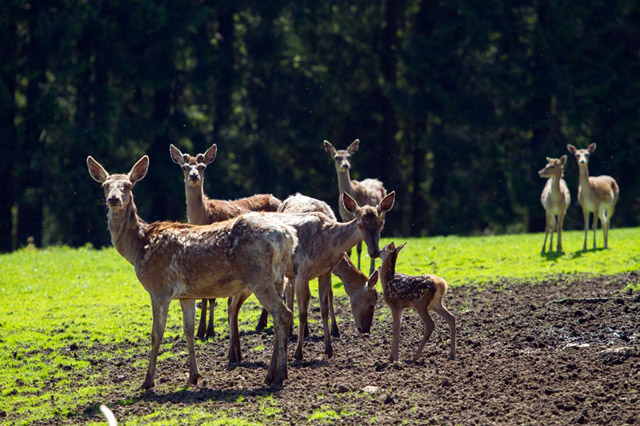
[567,143,620,250]
[368,242,456,362]
[538,155,571,253]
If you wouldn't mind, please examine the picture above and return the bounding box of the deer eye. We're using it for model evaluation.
[197,164,205,171]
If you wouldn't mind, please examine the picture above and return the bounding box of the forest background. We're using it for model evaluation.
[1,0,638,251]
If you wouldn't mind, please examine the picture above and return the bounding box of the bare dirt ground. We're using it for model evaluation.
[65,272,639,424]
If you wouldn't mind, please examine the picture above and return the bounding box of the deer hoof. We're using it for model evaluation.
[187,372,202,386]
[331,327,340,338]
[294,348,303,361]
[138,379,155,391]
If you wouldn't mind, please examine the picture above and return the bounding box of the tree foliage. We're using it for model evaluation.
[1,0,638,250]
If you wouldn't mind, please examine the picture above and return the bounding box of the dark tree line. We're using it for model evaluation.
[1,0,639,251]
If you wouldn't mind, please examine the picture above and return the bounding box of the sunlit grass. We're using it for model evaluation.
[0,227,638,424]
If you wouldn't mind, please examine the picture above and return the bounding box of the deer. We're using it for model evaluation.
[538,155,571,254]
[87,155,296,388]
[567,143,620,250]
[324,139,387,275]
[227,191,395,362]
[367,242,456,362]
[169,143,281,341]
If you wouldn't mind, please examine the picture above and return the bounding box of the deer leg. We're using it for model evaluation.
[228,290,250,364]
[294,277,311,361]
[256,308,269,332]
[369,256,376,277]
[252,279,291,386]
[582,209,590,251]
[356,241,363,270]
[557,211,565,253]
[317,273,334,358]
[328,281,339,338]
[600,209,609,249]
[205,298,215,340]
[541,212,550,254]
[434,304,457,360]
[286,278,295,336]
[592,211,598,249]
[179,299,202,386]
[413,308,435,362]
[549,214,556,254]
[390,308,403,362]
[140,296,171,390]
[196,298,207,341]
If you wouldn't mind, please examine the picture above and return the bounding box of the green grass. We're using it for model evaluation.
[1,227,639,424]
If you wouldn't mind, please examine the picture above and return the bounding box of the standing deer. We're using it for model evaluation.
[324,139,387,275]
[87,155,295,388]
[228,191,395,362]
[169,143,281,340]
[538,155,571,254]
[567,143,620,250]
[368,242,456,362]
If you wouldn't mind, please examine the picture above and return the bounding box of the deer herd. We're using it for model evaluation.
[87,140,618,389]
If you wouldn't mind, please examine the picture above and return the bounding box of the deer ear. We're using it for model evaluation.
[545,157,552,162]
[347,139,360,155]
[341,192,359,214]
[128,155,149,185]
[397,242,407,253]
[87,156,109,183]
[567,144,577,154]
[587,143,597,153]
[203,144,217,164]
[378,191,395,213]
[367,269,379,289]
[323,140,336,157]
[169,144,184,165]
[560,155,567,164]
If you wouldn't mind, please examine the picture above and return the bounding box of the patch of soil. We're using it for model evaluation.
[59,272,640,424]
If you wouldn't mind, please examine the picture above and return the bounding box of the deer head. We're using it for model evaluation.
[324,139,360,173]
[87,156,149,211]
[538,155,567,179]
[378,241,407,264]
[342,191,395,259]
[567,143,596,166]
[170,143,217,187]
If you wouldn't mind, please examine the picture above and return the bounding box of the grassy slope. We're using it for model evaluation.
[0,227,638,424]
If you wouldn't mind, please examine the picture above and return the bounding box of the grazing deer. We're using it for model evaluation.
[368,242,456,362]
[324,139,387,275]
[169,143,281,341]
[228,192,395,362]
[538,156,571,254]
[567,143,620,250]
[87,155,295,388]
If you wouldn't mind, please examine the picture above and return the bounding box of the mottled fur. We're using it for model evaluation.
[371,242,456,362]
[170,143,281,341]
[324,139,386,274]
[87,155,296,388]
[538,155,571,253]
[567,144,620,250]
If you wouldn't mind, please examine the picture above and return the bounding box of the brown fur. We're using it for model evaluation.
[370,242,456,362]
[87,155,296,388]
[229,192,394,362]
[538,156,571,253]
[324,139,387,274]
[170,143,281,341]
[567,144,620,250]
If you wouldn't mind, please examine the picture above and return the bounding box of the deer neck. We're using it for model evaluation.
[107,196,147,266]
[550,175,562,194]
[578,164,593,193]
[184,182,209,225]
[336,169,355,197]
[332,255,366,296]
[327,220,363,257]
[379,255,396,294]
